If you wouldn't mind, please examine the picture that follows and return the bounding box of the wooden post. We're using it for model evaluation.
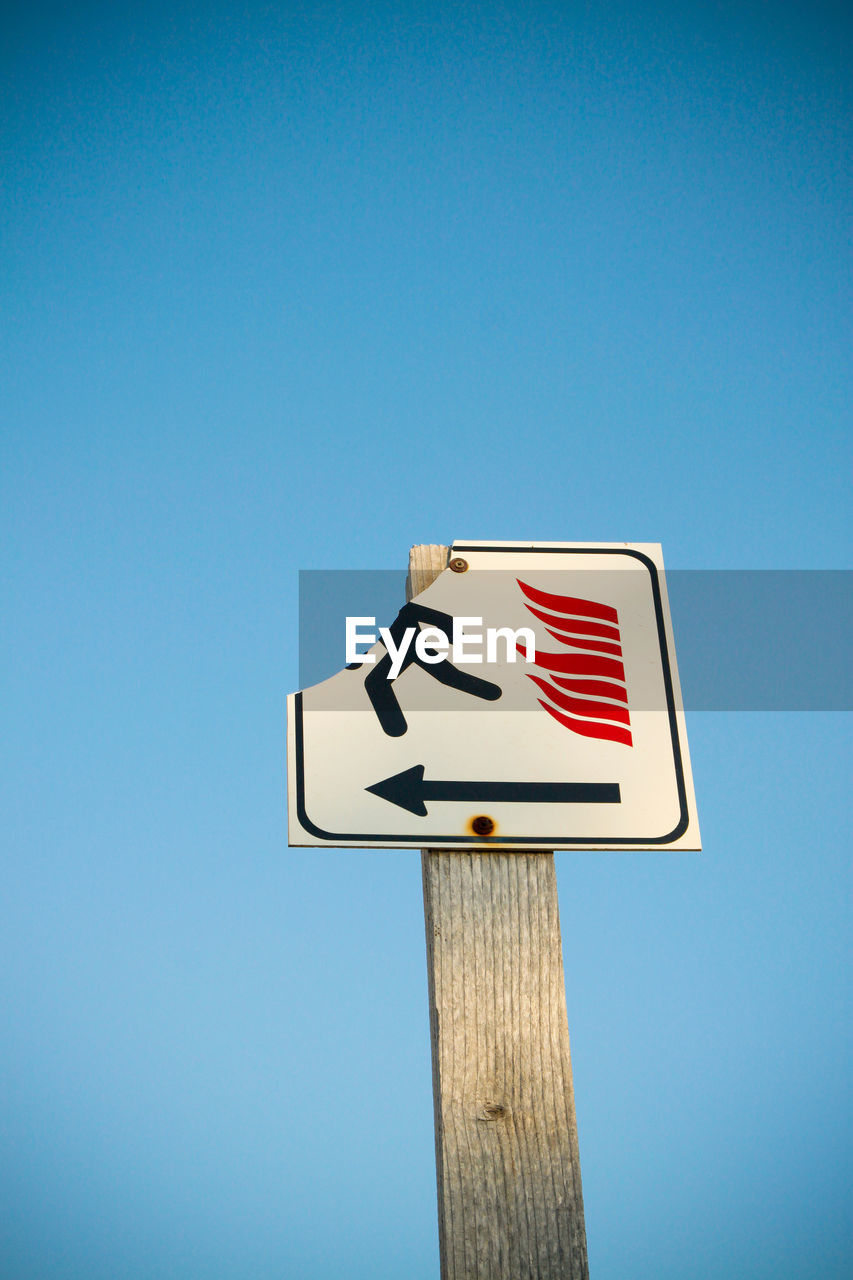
[409,544,590,1280]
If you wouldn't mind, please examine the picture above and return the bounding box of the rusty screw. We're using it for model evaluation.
[471,815,495,836]
[449,557,468,573]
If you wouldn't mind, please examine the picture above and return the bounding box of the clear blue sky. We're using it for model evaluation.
[2,2,850,1277]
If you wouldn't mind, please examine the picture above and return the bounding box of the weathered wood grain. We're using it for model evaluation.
[409,545,589,1280]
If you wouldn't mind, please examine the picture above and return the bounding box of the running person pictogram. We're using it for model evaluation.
[349,601,502,736]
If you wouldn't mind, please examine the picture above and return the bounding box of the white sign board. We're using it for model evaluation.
[287,542,700,849]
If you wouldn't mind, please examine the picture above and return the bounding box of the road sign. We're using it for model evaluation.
[287,541,700,849]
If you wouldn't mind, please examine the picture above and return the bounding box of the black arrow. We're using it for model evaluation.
[366,764,621,817]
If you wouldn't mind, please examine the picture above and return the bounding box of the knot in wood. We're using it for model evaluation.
[478,1101,509,1122]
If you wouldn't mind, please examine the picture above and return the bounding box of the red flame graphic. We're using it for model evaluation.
[518,578,633,747]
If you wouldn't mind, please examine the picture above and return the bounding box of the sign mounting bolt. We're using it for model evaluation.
[471,815,495,836]
[450,557,468,573]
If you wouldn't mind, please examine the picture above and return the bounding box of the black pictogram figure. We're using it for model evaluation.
[349,602,502,736]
